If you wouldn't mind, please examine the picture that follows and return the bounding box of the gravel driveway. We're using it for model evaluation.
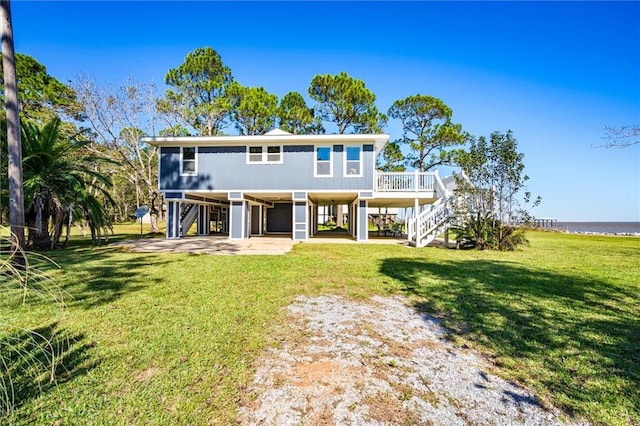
[238,295,587,425]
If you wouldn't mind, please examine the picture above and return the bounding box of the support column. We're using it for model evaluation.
[357,199,368,242]
[221,208,228,233]
[197,205,210,235]
[244,202,250,239]
[293,201,308,241]
[351,201,357,237]
[166,201,180,239]
[229,201,246,240]
[313,204,318,235]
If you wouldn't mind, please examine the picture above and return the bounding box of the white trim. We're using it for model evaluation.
[344,145,363,177]
[157,148,161,194]
[246,145,283,164]
[180,146,198,176]
[291,203,295,239]
[144,133,390,155]
[314,145,333,178]
[172,189,363,194]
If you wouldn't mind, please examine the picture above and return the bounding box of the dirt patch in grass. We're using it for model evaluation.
[238,295,588,425]
[134,365,160,382]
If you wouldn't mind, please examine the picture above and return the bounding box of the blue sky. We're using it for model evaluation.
[10,1,640,221]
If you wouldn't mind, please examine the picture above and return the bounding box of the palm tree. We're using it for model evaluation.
[21,118,114,249]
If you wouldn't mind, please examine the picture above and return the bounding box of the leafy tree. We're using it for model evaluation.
[308,71,386,134]
[453,130,540,250]
[308,72,386,227]
[157,46,233,136]
[277,91,317,134]
[74,75,161,231]
[376,141,405,172]
[22,118,114,249]
[227,82,278,135]
[0,53,83,124]
[388,94,467,172]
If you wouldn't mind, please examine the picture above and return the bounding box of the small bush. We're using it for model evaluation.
[452,215,528,251]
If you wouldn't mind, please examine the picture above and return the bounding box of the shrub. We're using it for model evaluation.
[452,214,528,251]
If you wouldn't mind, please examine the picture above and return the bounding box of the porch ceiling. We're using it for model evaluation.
[243,192,294,203]
[307,192,359,205]
[180,190,438,208]
[368,196,438,208]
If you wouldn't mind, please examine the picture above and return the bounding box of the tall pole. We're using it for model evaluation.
[1,0,26,254]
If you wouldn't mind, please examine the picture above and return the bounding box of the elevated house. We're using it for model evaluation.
[143,129,454,247]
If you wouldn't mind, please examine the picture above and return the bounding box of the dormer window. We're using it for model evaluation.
[181,147,197,175]
[247,146,282,164]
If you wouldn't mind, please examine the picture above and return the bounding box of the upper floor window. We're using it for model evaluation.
[345,146,362,176]
[247,146,282,164]
[267,146,281,162]
[181,147,197,175]
[315,146,332,177]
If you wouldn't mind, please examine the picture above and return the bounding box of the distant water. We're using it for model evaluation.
[547,222,640,235]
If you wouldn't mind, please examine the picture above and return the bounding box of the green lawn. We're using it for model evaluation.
[2,229,638,425]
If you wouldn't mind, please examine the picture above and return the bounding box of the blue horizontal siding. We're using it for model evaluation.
[159,144,376,191]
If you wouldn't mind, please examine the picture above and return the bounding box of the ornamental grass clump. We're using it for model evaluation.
[0,227,63,418]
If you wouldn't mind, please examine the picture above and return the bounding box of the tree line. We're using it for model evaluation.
[1,46,539,250]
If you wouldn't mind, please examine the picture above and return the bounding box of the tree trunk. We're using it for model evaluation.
[84,206,99,246]
[1,0,25,259]
[149,190,159,232]
[336,204,343,228]
[50,207,65,249]
[26,209,52,250]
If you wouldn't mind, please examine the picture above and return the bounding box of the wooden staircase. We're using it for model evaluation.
[407,197,454,247]
[180,203,198,236]
[406,173,460,248]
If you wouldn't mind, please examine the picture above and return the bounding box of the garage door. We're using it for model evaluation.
[266,202,292,233]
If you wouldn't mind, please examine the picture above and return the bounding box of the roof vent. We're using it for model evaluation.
[265,128,292,136]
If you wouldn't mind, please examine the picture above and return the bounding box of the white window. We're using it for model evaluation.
[345,146,362,176]
[247,146,282,164]
[315,146,332,177]
[267,146,281,162]
[249,146,263,163]
[181,147,197,175]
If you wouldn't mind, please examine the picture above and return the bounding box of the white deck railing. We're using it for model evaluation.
[375,171,437,192]
[406,196,453,247]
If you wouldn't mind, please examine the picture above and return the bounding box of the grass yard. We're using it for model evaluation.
[1,228,638,425]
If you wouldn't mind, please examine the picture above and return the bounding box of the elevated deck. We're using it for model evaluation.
[371,171,445,207]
